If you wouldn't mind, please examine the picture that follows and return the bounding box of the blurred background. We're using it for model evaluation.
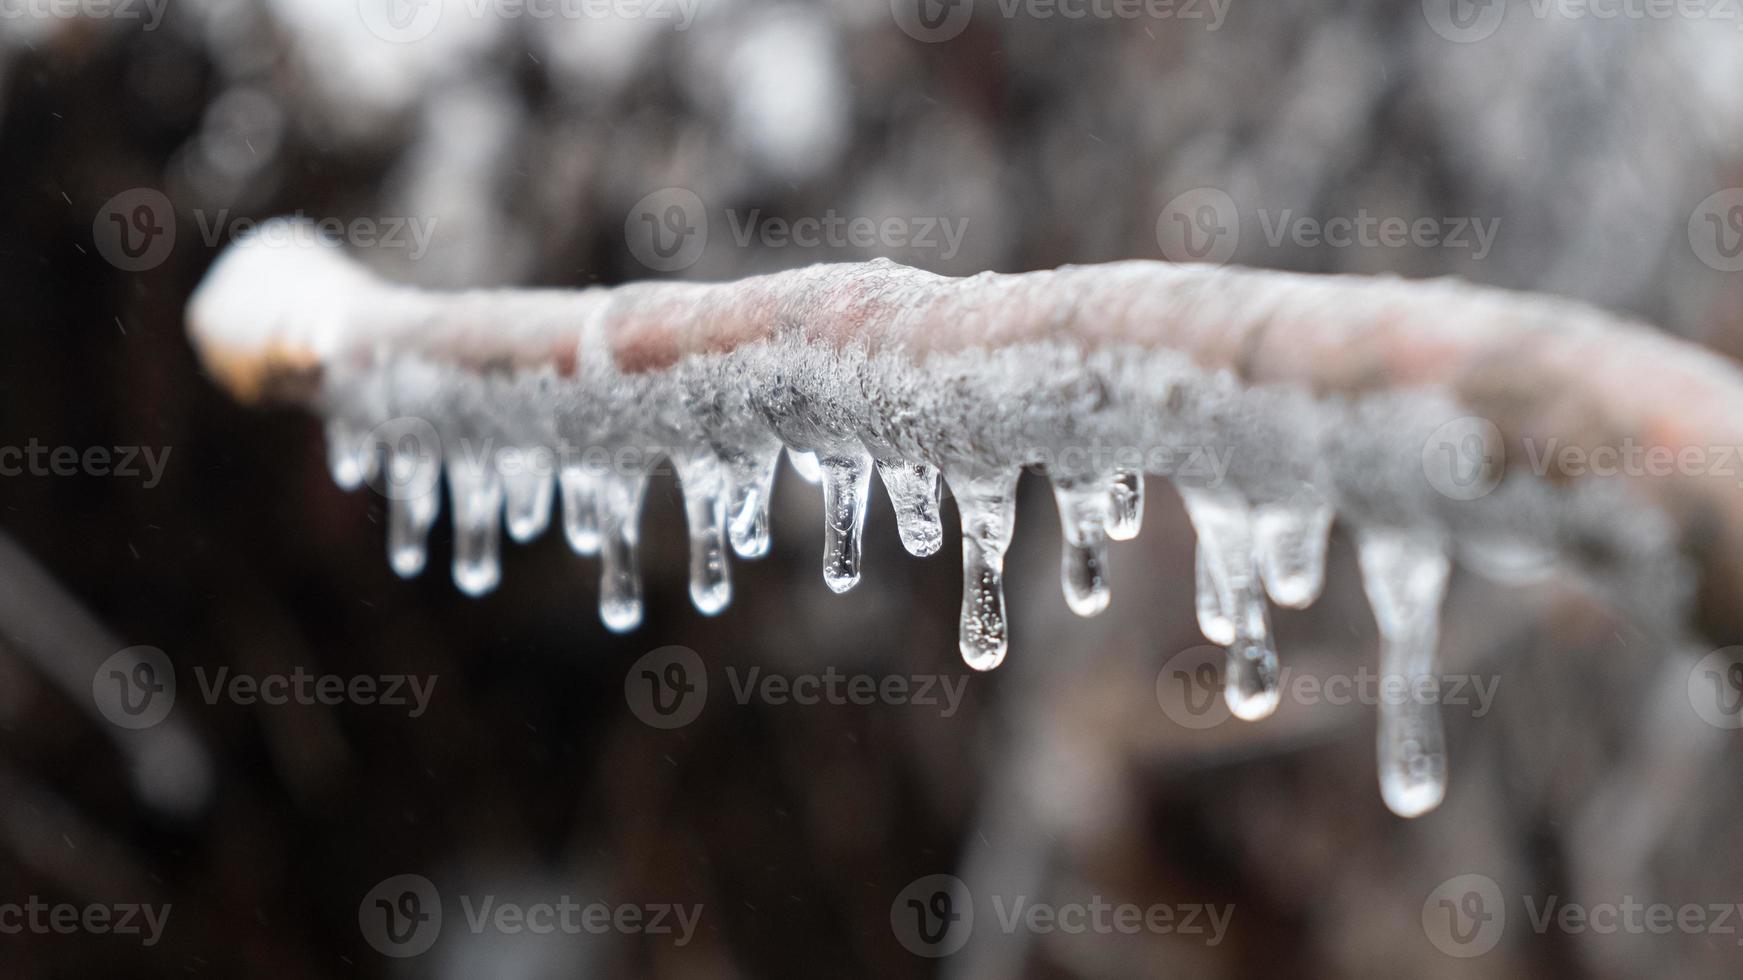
[4,0,1743,976]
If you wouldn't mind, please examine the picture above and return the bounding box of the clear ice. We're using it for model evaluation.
[1253,485,1333,609]
[447,455,504,597]
[1051,476,1113,617]
[725,444,782,559]
[787,448,822,484]
[819,447,874,593]
[950,469,1020,671]
[1179,486,1280,721]
[1357,529,1452,818]
[1107,469,1144,541]
[597,471,649,633]
[501,453,554,543]
[674,451,732,615]
[559,464,602,556]
[877,460,944,557]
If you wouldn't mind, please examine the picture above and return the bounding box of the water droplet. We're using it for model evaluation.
[787,448,822,484]
[819,447,874,593]
[1179,486,1279,720]
[726,444,781,559]
[877,460,944,557]
[1107,469,1144,541]
[1052,477,1111,617]
[325,418,373,490]
[675,451,731,615]
[447,456,503,597]
[501,452,554,543]
[559,464,601,556]
[1357,529,1451,818]
[598,471,649,632]
[950,469,1020,671]
[1253,485,1333,609]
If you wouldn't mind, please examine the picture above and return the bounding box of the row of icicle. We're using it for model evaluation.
[326,422,1454,818]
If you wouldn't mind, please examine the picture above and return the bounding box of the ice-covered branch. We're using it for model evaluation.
[188,219,1743,816]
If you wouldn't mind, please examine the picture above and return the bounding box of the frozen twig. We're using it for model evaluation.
[186,219,1743,815]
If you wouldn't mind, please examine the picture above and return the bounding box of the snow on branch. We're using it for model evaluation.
[187,218,1743,816]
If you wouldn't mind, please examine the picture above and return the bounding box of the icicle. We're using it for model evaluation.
[1252,485,1333,609]
[819,447,874,593]
[1357,529,1452,819]
[950,469,1020,671]
[447,455,504,597]
[1107,469,1144,541]
[674,451,731,615]
[877,460,944,557]
[387,488,440,578]
[325,418,373,491]
[787,448,822,484]
[559,464,602,556]
[1178,486,1279,720]
[725,445,782,559]
[501,453,554,544]
[1193,549,1235,645]
[385,436,441,577]
[1051,477,1112,617]
[597,470,649,632]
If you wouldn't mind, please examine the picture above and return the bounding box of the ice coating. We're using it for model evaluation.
[1357,529,1452,818]
[224,227,1701,817]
